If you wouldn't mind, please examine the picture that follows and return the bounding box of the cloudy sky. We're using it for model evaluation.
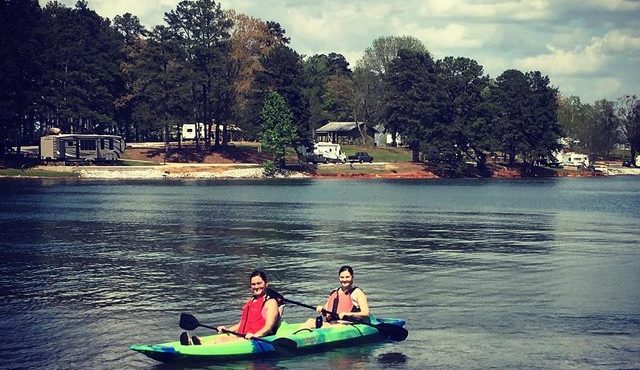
[48,0,639,104]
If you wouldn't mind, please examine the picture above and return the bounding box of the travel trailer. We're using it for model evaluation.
[181,123,205,140]
[181,123,243,142]
[299,142,347,163]
[40,134,125,163]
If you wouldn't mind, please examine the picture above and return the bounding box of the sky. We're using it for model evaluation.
[46,0,640,104]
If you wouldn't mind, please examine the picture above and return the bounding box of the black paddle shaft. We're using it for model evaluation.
[267,292,408,341]
[179,313,219,332]
[178,312,297,351]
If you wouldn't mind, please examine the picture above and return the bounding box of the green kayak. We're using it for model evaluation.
[130,317,406,363]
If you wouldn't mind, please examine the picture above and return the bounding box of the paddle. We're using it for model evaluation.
[266,289,408,341]
[178,313,297,351]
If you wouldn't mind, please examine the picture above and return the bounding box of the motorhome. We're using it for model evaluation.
[40,134,125,163]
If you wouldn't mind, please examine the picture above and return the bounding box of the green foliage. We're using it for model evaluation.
[303,53,353,130]
[0,0,44,155]
[617,95,640,165]
[587,99,620,157]
[489,69,561,168]
[341,145,411,162]
[355,36,427,132]
[361,36,427,75]
[39,2,123,135]
[165,0,233,147]
[251,46,310,144]
[262,160,276,176]
[259,92,299,167]
[384,49,440,161]
[424,144,469,177]
[436,56,493,175]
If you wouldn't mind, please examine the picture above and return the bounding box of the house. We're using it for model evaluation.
[373,125,404,147]
[315,121,378,145]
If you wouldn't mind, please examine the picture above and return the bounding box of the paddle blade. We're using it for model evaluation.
[265,288,286,306]
[179,313,200,331]
[376,323,408,341]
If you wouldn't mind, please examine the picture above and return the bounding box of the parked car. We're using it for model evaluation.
[348,152,373,163]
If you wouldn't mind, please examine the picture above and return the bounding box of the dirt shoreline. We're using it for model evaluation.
[1,161,620,180]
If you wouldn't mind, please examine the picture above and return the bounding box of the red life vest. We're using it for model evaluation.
[237,295,280,335]
[324,286,361,322]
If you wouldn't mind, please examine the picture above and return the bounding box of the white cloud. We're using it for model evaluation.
[599,29,640,51]
[566,0,640,11]
[417,0,551,21]
[390,21,497,51]
[516,40,607,75]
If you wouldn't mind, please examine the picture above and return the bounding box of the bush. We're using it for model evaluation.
[262,160,276,177]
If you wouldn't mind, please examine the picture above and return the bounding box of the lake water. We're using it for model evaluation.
[0,177,639,369]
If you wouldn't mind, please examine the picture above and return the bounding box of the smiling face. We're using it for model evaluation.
[338,270,354,289]
[249,275,268,297]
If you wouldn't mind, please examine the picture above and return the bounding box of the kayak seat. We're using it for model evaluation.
[179,332,189,345]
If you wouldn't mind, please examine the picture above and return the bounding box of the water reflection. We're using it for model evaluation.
[1,177,639,369]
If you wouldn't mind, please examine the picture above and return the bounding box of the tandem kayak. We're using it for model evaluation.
[130,317,406,363]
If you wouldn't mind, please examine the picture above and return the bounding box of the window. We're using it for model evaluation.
[80,139,96,151]
[67,141,75,147]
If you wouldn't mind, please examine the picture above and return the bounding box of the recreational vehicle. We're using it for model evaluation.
[181,123,243,142]
[181,123,205,140]
[40,134,125,164]
[553,151,590,168]
[298,142,347,163]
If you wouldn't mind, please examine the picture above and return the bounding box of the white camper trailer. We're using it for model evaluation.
[181,123,205,140]
[40,134,125,164]
[181,123,243,142]
[298,142,347,163]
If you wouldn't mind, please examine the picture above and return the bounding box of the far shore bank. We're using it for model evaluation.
[2,160,639,180]
[3,143,639,180]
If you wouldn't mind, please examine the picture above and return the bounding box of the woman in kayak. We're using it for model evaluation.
[304,265,370,328]
[182,270,283,345]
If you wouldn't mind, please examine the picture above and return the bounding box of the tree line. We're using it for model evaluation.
[1,0,639,174]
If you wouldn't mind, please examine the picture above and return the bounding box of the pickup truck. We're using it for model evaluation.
[347,152,373,163]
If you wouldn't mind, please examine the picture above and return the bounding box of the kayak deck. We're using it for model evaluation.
[130,317,406,363]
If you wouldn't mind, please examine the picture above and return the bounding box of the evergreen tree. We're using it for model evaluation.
[260,92,298,167]
[617,95,640,165]
[113,13,148,142]
[251,46,310,144]
[165,0,233,148]
[436,57,493,175]
[0,0,43,154]
[39,1,123,135]
[587,99,619,158]
[384,49,441,162]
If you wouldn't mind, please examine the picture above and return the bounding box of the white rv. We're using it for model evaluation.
[297,142,347,164]
[40,134,125,163]
[554,151,590,168]
[181,123,205,140]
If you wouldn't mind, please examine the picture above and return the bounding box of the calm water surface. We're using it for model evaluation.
[0,177,639,369]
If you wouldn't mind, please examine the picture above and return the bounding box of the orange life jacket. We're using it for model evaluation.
[324,286,361,322]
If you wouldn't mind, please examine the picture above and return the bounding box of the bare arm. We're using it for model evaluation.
[339,289,369,319]
[217,322,240,333]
